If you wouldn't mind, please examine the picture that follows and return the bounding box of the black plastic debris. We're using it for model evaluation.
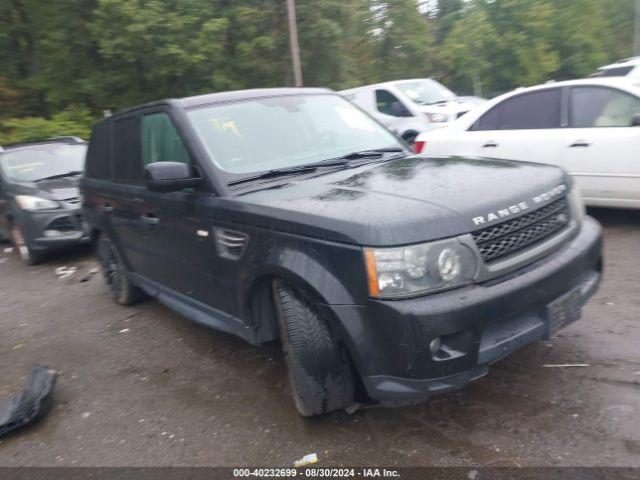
[0,365,57,438]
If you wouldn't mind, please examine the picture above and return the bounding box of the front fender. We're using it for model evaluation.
[244,237,364,306]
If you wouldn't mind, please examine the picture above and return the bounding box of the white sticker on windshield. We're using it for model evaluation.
[335,106,376,132]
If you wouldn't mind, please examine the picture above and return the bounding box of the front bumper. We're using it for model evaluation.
[17,209,90,253]
[326,216,602,406]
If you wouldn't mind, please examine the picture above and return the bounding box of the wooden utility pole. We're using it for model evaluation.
[286,0,303,86]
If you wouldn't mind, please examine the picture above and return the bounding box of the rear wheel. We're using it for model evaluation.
[96,233,146,305]
[273,279,355,416]
[10,223,39,265]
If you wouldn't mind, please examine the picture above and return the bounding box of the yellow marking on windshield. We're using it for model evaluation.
[208,117,242,137]
[7,162,45,171]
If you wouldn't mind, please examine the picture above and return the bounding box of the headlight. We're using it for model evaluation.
[15,195,60,211]
[568,186,585,224]
[425,112,448,123]
[364,238,478,298]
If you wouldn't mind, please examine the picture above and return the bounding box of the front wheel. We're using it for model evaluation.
[273,279,355,416]
[96,233,146,305]
[10,223,40,265]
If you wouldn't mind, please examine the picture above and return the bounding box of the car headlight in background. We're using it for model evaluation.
[15,195,60,211]
[425,112,448,123]
[364,238,478,298]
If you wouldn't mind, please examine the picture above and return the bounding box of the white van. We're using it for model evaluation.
[341,78,483,144]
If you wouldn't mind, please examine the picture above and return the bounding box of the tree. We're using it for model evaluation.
[372,0,437,81]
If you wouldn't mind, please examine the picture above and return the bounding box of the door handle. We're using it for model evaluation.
[99,204,114,213]
[482,141,498,148]
[140,214,159,226]
[569,140,590,147]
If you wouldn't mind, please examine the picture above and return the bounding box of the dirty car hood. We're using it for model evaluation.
[229,156,571,246]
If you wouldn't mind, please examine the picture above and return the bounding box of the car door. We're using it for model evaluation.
[138,111,231,310]
[462,88,565,165]
[561,85,640,205]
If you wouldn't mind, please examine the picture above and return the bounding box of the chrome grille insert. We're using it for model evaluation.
[472,196,571,263]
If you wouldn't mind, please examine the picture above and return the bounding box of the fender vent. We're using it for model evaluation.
[214,228,249,260]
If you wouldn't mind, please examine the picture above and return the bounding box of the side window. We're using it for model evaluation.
[375,89,412,117]
[113,117,142,184]
[570,87,640,127]
[473,89,561,130]
[85,122,112,180]
[141,113,192,166]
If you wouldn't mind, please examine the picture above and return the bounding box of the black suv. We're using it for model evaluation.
[0,137,89,264]
[81,88,602,416]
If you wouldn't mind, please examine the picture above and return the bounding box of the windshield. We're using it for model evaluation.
[187,94,401,175]
[0,143,86,182]
[395,79,457,105]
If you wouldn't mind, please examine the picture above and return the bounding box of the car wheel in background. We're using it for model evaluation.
[96,233,146,305]
[401,130,419,145]
[272,279,356,416]
[10,223,40,265]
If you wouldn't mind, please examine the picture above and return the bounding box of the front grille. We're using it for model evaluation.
[472,196,571,263]
[48,215,80,232]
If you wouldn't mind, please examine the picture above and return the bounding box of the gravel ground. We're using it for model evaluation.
[0,208,638,467]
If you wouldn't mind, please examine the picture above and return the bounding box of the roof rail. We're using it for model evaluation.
[47,136,85,144]
[615,56,640,63]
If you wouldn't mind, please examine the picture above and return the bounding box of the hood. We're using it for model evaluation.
[15,176,80,202]
[225,156,570,246]
[415,99,478,118]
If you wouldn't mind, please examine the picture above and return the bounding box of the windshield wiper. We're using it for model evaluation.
[34,171,83,182]
[228,148,406,187]
[228,163,345,186]
[336,147,405,160]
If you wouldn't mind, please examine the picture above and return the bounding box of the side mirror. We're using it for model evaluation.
[144,161,203,193]
[390,101,412,117]
[632,113,640,126]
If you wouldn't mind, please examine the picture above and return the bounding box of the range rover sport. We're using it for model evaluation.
[81,88,602,416]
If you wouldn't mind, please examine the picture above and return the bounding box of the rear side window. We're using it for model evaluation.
[85,122,112,180]
[472,89,561,130]
[113,117,142,184]
[141,113,192,166]
[570,86,640,127]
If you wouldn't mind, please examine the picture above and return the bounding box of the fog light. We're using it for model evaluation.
[43,230,63,238]
[429,337,442,354]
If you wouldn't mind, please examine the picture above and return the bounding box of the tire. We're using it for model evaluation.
[402,131,418,145]
[10,223,40,265]
[96,233,146,305]
[273,279,355,416]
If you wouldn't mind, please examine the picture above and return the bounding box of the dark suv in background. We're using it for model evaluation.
[0,137,89,264]
[81,88,602,416]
